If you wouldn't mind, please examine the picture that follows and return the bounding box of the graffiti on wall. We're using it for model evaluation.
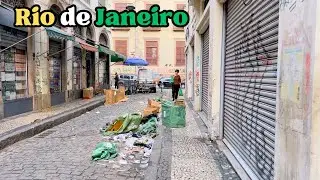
[195,56,200,97]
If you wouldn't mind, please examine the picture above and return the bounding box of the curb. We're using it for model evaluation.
[143,119,164,180]
[0,98,104,151]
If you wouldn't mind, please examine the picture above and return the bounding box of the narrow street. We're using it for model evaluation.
[0,92,238,180]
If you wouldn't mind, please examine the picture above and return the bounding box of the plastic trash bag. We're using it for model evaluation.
[137,117,157,135]
[161,100,186,128]
[178,89,183,96]
[104,113,142,136]
[92,142,118,161]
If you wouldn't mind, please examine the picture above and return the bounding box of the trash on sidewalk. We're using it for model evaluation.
[92,142,118,161]
[147,99,161,113]
[137,117,157,135]
[161,100,186,128]
[103,113,143,136]
[83,87,94,99]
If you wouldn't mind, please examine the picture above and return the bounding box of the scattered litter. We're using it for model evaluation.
[112,164,121,169]
[133,160,141,164]
[86,112,90,114]
[91,142,118,161]
[128,155,135,159]
[119,159,128,165]
[140,157,149,164]
[139,163,148,169]
[125,137,137,148]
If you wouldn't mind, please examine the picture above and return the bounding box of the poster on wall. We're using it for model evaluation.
[49,58,61,93]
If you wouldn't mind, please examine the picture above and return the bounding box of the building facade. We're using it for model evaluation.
[0,0,115,119]
[110,0,187,80]
[185,0,320,180]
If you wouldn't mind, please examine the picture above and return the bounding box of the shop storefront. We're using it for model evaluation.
[222,1,279,179]
[85,28,95,88]
[0,4,32,118]
[201,27,210,117]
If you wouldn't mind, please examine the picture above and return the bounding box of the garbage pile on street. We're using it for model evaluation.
[91,98,162,174]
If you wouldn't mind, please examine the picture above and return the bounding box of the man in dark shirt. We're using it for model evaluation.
[172,69,181,101]
[114,72,119,89]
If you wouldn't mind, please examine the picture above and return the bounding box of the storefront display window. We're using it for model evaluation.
[0,47,27,101]
[49,57,61,93]
[73,48,82,90]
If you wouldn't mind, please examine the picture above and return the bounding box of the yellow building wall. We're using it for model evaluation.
[110,0,186,78]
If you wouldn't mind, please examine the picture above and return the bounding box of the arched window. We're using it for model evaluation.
[74,26,82,38]
[50,5,62,28]
[99,34,109,47]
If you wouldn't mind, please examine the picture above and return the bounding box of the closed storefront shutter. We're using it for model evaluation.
[223,1,279,179]
[201,27,210,116]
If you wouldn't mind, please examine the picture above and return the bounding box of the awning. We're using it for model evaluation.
[98,45,126,62]
[45,27,75,41]
[75,37,97,52]
[0,5,27,32]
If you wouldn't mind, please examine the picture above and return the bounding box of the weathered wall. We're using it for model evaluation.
[275,0,320,179]
[209,0,223,138]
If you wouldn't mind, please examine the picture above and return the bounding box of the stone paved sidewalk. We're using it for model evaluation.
[156,100,240,180]
[0,96,104,135]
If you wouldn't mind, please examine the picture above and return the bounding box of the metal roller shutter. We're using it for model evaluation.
[73,47,82,90]
[201,27,210,116]
[0,26,27,50]
[223,0,279,180]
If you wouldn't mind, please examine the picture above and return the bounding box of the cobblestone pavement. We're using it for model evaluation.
[0,96,104,135]
[0,90,240,180]
[0,93,157,180]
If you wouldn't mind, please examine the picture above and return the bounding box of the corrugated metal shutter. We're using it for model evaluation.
[0,26,27,50]
[223,1,279,179]
[201,28,210,116]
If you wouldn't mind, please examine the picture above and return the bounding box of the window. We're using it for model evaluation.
[115,3,127,11]
[173,4,185,31]
[115,40,128,56]
[113,3,130,31]
[176,41,185,66]
[143,4,161,31]
[145,41,158,65]
[0,47,27,101]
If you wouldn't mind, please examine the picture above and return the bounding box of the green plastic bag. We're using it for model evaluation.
[92,142,118,161]
[104,113,142,136]
[123,113,143,133]
[161,100,186,128]
[137,117,157,135]
[178,89,183,96]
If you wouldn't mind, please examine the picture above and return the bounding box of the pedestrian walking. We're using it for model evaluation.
[114,72,119,89]
[172,69,181,101]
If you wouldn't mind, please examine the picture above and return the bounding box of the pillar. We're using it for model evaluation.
[33,27,50,110]
[275,0,320,179]
[65,27,73,102]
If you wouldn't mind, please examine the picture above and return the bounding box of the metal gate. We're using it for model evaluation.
[201,27,210,116]
[223,0,279,179]
[49,39,62,93]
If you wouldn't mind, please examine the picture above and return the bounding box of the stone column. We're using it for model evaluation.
[64,27,73,102]
[275,0,320,179]
[33,27,50,110]
[193,32,201,111]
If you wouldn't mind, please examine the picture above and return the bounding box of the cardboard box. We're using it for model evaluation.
[143,107,158,117]
[174,99,185,107]
[148,99,161,113]
[105,89,116,105]
[83,87,93,99]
